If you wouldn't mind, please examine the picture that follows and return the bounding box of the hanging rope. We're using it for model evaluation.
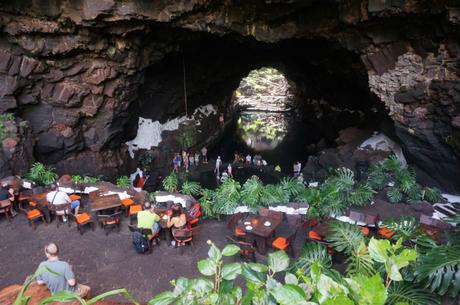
[182,51,188,116]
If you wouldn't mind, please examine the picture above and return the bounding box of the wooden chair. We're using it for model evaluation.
[227,213,247,240]
[172,227,193,248]
[18,201,46,230]
[49,203,71,228]
[129,204,143,224]
[97,211,122,235]
[272,229,297,257]
[0,199,13,222]
[69,211,94,235]
[121,198,135,216]
[226,236,255,262]
[187,203,202,227]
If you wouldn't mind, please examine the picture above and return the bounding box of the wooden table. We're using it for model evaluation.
[237,215,281,254]
[90,194,121,213]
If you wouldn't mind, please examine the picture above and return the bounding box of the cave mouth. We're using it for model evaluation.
[234,67,294,152]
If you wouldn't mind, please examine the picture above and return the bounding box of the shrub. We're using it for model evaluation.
[387,187,402,203]
[25,162,58,186]
[116,176,130,188]
[423,187,442,203]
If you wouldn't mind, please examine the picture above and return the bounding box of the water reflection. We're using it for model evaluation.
[237,111,290,151]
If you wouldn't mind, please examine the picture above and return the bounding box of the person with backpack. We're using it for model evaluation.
[137,202,160,242]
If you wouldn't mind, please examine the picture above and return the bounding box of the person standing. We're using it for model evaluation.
[245,154,252,165]
[201,147,208,164]
[214,156,222,177]
[36,243,90,297]
[173,153,181,173]
[194,152,200,165]
[227,163,233,178]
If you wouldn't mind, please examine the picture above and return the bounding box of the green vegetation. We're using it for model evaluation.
[71,175,101,184]
[367,156,442,204]
[25,162,58,186]
[116,176,130,188]
[0,113,16,145]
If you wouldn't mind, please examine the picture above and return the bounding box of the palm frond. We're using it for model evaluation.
[240,176,264,209]
[367,164,388,190]
[382,155,403,173]
[280,177,304,200]
[349,183,375,206]
[387,281,440,305]
[387,187,402,203]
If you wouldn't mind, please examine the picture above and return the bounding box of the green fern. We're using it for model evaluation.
[382,155,403,173]
[25,162,58,186]
[261,184,289,206]
[367,164,388,190]
[280,177,304,200]
[387,281,440,305]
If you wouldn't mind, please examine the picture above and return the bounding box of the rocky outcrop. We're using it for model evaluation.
[0,1,459,190]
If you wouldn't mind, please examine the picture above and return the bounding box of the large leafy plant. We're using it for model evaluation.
[240,175,265,210]
[415,244,460,297]
[181,180,202,196]
[25,162,58,186]
[116,176,130,188]
[162,172,179,193]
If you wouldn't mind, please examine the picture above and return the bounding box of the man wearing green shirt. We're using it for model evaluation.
[137,202,160,241]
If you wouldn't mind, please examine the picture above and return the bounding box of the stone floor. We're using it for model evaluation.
[0,214,307,303]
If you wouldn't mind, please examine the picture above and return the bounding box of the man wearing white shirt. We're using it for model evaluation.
[46,184,80,217]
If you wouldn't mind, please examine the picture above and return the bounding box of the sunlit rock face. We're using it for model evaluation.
[0,1,458,190]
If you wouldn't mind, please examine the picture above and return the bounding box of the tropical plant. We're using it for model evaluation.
[260,184,289,206]
[212,178,241,215]
[415,244,460,297]
[138,152,154,170]
[387,187,402,203]
[162,172,178,192]
[199,188,216,218]
[25,162,58,186]
[290,242,332,274]
[386,281,440,305]
[422,187,442,203]
[240,175,264,209]
[327,221,375,276]
[82,176,100,183]
[71,175,84,184]
[381,217,419,242]
[349,184,375,206]
[181,180,202,196]
[116,176,130,188]
[280,177,304,200]
[149,241,243,305]
[367,164,388,190]
[368,238,417,287]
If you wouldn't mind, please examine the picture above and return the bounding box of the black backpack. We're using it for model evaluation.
[132,231,150,253]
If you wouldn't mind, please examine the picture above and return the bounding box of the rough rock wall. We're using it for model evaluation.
[0,0,459,190]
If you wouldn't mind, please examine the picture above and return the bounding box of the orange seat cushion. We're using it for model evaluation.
[272,237,289,250]
[309,230,322,240]
[378,226,396,238]
[29,201,37,207]
[188,218,199,225]
[121,198,134,207]
[19,195,29,201]
[235,228,246,236]
[69,195,81,201]
[75,213,91,224]
[27,209,42,219]
[129,205,142,215]
[359,226,370,236]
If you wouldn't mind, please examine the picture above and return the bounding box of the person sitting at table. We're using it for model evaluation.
[0,182,17,217]
[167,203,188,247]
[36,243,90,297]
[46,184,81,220]
[137,202,161,242]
